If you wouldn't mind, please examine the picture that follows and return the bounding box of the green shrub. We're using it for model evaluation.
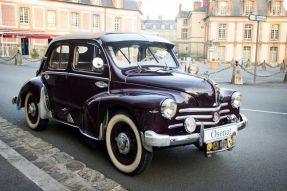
[31,48,39,58]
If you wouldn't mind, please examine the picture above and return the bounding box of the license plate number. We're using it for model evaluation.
[204,124,237,143]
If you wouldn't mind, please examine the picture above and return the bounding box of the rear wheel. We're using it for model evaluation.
[24,92,48,130]
[106,113,153,175]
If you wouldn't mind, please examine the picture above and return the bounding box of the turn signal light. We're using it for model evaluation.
[206,143,213,151]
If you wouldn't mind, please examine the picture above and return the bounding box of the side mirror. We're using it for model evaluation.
[92,57,104,71]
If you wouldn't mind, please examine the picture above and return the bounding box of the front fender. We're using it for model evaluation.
[83,91,169,139]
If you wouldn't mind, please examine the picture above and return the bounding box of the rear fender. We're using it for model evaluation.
[17,77,52,119]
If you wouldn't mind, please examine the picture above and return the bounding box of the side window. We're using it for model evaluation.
[49,45,69,70]
[73,43,103,72]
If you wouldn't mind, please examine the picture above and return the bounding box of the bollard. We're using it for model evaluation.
[15,50,22,65]
[280,60,286,72]
[283,60,287,82]
[262,60,266,71]
[231,61,243,85]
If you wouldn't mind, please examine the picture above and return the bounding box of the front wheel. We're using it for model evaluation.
[106,113,153,175]
[24,92,48,130]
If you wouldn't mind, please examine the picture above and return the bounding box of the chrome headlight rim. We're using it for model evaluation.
[160,98,177,119]
[231,92,242,108]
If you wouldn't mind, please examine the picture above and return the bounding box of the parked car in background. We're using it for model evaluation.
[12,33,247,175]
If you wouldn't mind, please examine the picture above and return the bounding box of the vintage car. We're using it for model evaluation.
[12,33,247,175]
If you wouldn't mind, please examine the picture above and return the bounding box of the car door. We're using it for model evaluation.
[67,40,109,127]
[42,43,71,121]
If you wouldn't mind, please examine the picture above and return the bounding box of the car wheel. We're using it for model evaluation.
[106,113,153,175]
[24,92,48,130]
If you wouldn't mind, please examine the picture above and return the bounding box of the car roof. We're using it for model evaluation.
[50,33,174,46]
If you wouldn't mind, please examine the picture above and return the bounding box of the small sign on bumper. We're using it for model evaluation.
[204,123,238,143]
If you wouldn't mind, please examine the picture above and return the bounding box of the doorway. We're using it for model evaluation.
[21,38,29,55]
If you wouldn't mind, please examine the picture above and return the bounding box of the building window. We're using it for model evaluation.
[245,1,253,15]
[183,19,188,26]
[271,24,279,40]
[114,17,121,32]
[270,47,278,63]
[181,29,188,39]
[219,2,227,16]
[218,24,226,39]
[244,24,252,40]
[243,46,251,62]
[92,0,101,5]
[115,0,122,8]
[272,2,281,15]
[47,11,56,27]
[93,14,100,29]
[20,7,29,24]
[72,12,79,27]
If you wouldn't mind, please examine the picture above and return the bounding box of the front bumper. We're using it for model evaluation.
[143,114,247,148]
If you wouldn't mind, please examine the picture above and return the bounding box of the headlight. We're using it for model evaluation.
[160,98,177,119]
[231,92,242,108]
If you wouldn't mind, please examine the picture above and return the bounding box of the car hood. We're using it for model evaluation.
[125,70,216,107]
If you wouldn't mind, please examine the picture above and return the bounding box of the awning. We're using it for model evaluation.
[0,32,57,39]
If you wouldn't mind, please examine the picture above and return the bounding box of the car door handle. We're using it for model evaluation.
[95,81,108,88]
[44,74,50,80]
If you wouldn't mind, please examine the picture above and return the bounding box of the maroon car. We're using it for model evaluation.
[12,33,247,175]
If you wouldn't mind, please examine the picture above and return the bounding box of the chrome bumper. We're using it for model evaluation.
[143,114,248,148]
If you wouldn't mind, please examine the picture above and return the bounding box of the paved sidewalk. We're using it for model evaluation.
[0,117,126,191]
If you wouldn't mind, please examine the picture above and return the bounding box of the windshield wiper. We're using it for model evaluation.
[147,47,170,69]
[118,49,143,71]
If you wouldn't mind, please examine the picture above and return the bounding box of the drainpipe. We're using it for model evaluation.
[104,7,107,32]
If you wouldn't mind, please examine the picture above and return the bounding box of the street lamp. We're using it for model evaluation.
[248,14,267,84]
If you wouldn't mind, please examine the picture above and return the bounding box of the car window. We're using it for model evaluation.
[108,44,177,69]
[73,44,103,72]
[49,45,69,70]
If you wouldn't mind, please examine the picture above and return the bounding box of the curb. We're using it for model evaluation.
[0,117,126,191]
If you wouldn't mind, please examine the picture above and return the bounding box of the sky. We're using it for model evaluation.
[140,0,287,20]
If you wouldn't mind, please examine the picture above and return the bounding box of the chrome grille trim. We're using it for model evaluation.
[168,123,183,129]
[169,116,230,129]
[179,102,228,113]
[176,115,212,120]
[219,109,230,114]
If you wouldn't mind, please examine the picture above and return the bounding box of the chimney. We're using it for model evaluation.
[137,1,142,10]
[193,1,202,10]
[179,3,182,12]
[159,15,162,20]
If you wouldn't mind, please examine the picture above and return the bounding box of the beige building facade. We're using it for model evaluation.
[0,0,141,56]
[176,2,206,59]
[205,0,287,64]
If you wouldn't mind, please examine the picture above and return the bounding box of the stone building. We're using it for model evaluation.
[175,2,206,59]
[141,16,177,42]
[205,0,287,64]
[0,0,141,57]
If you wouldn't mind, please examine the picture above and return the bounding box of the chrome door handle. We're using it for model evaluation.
[95,81,108,88]
[44,74,50,80]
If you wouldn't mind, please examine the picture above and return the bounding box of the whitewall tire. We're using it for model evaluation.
[24,92,48,130]
[106,113,153,175]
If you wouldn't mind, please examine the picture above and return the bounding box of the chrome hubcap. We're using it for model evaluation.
[115,132,130,155]
[28,102,37,117]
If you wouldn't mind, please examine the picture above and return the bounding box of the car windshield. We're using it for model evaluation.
[107,43,178,69]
